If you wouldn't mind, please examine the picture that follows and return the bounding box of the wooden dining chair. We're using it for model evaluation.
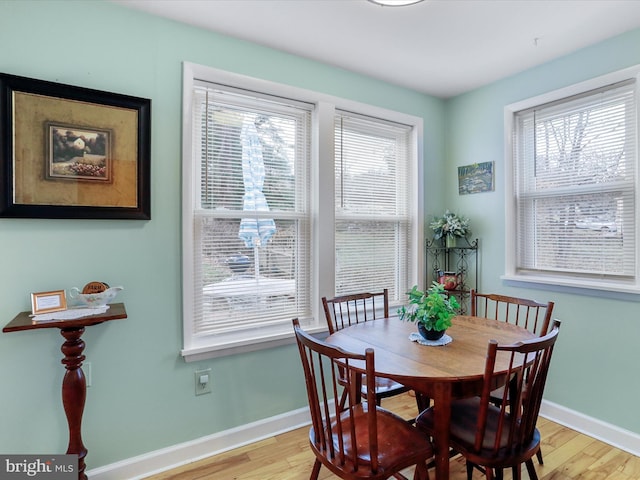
[415,320,561,480]
[470,290,554,337]
[322,289,390,334]
[470,289,554,464]
[292,318,433,480]
[322,290,411,406]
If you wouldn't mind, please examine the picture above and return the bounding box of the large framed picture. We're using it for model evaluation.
[0,73,151,219]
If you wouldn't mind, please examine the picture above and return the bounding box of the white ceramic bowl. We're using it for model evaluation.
[68,286,123,308]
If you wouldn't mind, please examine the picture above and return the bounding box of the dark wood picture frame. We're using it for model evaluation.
[0,73,151,219]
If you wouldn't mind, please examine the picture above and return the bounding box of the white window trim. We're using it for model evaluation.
[181,62,424,361]
[503,64,640,294]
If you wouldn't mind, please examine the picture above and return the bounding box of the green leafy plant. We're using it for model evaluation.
[397,282,460,331]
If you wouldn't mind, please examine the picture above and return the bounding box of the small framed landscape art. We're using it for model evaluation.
[46,124,113,183]
[0,73,151,219]
[457,161,494,195]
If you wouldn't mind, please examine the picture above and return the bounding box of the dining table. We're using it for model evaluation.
[324,314,536,480]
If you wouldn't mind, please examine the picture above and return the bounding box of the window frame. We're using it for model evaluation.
[181,62,423,361]
[503,65,640,294]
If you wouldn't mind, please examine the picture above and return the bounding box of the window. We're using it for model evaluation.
[334,112,413,299]
[505,67,639,293]
[182,63,422,360]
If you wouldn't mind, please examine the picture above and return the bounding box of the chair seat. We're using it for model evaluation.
[416,397,540,467]
[311,403,433,478]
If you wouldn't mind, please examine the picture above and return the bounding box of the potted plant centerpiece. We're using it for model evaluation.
[430,210,470,248]
[398,282,460,341]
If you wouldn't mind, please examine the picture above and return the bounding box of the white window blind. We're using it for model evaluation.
[334,112,412,300]
[513,79,637,281]
[182,63,422,358]
[189,83,312,339]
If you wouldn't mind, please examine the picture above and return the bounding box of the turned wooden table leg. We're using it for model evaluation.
[60,327,88,480]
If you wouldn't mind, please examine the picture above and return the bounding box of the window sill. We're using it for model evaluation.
[501,273,640,300]
[181,320,327,361]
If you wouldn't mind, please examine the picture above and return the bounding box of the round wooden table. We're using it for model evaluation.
[325,315,536,480]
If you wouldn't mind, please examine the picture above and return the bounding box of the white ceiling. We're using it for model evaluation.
[113,0,640,98]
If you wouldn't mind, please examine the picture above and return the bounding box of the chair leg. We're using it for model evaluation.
[415,392,431,411]
[511,464,521,480]
[310,459,321,480]
[485,466,495,480]
[536,448,543,464]
[413,462,430,480]
[339,389,348,411]
[525,459,539,480]
[466,460,474,480]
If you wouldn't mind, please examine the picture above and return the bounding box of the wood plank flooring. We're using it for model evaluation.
[143,393,640,480]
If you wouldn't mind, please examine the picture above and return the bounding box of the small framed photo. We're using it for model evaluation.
[31,290,67,315]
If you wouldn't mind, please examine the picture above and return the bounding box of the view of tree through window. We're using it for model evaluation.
[514,79,636,279]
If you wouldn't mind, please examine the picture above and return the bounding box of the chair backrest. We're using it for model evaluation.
[292,318,380,475]
[471,290,554,336]
[474,320,561,456]
[322,289,389,334]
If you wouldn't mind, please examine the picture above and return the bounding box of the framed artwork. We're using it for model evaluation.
[31,290,67,315]
[458,161,494,195]
[0,73,151,219]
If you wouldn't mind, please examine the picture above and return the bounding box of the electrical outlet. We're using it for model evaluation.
[85,362,92,387]
[194,368,212,396]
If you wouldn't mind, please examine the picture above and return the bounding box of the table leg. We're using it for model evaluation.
[432,382,452,480]
[60,327,88,480]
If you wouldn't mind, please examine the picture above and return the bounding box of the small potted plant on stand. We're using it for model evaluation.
[429,210,470,248]
[398,282,460,341]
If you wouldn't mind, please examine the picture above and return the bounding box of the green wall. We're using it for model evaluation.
[0,0,444,469]
[443,29,640,432]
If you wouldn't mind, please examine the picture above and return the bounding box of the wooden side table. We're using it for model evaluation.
[3,303,127,480]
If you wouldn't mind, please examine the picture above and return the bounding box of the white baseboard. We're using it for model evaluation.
[87,399,640,479]
[539,400,640,457]
[86,407,312,480]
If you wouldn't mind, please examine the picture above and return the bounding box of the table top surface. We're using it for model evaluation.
[3,303,127,332]
[325,315,536,387]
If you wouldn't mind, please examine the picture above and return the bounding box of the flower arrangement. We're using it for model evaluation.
[397,282,460,332]
[429,210,470,240]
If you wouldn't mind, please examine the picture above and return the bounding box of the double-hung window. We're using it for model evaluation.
[506,67,639,292]
[182,63,422,360]
[334,112,413,299]
[183,69,312,359]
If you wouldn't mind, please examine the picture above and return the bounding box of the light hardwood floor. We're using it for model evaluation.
[143,393,640,480]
